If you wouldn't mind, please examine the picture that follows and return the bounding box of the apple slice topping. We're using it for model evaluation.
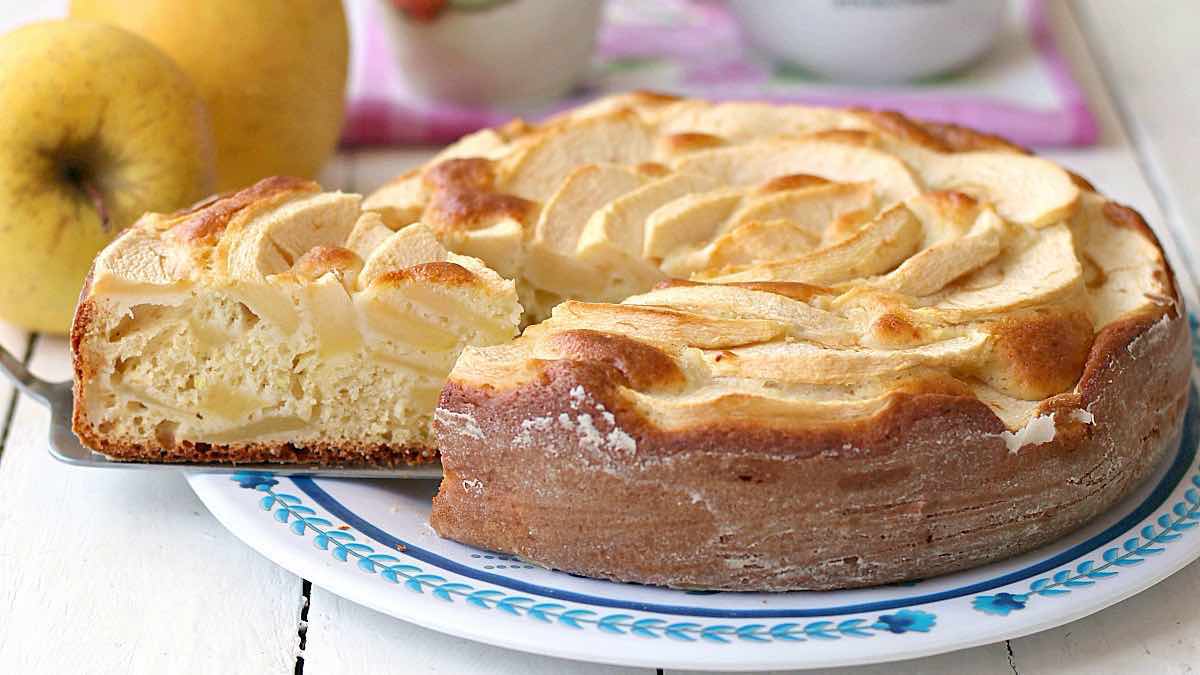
[499,110,657,201]
[548,301,787,350]
[875,208,1007,297]
[358,222,450,289]
[696,204,923,285]
[892,144,1081,226]
[221,191,361,281]
[706,332,989,384]
[622,283,856,346]
[918,224,1084,323]
[523,164,652,296]
[671,140,923,207]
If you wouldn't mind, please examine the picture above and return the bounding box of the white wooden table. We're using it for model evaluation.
[2,2,1198,673]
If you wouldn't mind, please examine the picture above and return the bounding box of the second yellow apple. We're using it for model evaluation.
[71,0,349,192]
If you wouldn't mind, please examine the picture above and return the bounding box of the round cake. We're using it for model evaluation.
[371,92,1190,591]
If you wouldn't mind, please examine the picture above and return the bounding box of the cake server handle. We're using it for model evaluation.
[0,341,65,408]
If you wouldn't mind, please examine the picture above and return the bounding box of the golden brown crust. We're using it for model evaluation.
[635,162,672,177]
[69,291,97,444]
[853,109,953,151]
[1068,171,1097,192]
[424,157,495,192]
[426,190,536,231]
[870,312,927,347]
[757,174,832,193]
[547,329,686,393]
[373,261,481,288]
[921,121,1029,153]
[984,307,1095,400]
[661,132,725,154]
[623,90,685,106]
[863,109,1031,154]
[422,158,536,231]
[806,128,880,147]
[172,175,319,244]
[853,107,1028,153]
[290,246,362,280]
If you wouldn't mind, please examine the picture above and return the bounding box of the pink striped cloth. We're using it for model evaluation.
[341,0,1096,148]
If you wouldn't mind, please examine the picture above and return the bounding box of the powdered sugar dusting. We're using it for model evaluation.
[1127,313,1174,358]
[513,415,554,448]
[568,385,587,409]
[606,427,637,454]
[434,407,484,440]
[512,386,637,455]
[1070,408,1095,425]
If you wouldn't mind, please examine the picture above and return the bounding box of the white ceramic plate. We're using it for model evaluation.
[190,373,1200,671]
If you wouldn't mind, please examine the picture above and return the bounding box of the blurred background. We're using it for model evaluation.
[344,0,1095,148]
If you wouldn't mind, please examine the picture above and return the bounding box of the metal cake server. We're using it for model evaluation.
[0,342,442,479]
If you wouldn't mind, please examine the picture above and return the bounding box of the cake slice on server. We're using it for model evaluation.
[70,177,521,465]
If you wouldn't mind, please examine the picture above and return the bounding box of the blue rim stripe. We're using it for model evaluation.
[293,386,1197,619]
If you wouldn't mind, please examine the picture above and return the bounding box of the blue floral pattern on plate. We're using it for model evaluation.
[970,473,1200,615]
[232,471,938,644]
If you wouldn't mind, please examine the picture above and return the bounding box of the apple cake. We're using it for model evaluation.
[361,93,1190,590]
[71,176,521,464]
[72,92,1190,590]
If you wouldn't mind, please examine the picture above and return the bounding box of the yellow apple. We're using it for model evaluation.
[0,20,215,333]
[72,0,350,192]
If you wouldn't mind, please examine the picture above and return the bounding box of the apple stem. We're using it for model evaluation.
[81,179,111,232]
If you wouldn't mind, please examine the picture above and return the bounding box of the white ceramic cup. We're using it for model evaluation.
[729,0,1008,83]
[383,0,604,107]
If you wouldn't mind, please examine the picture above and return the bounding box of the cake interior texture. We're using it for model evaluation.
[72,177,520,464]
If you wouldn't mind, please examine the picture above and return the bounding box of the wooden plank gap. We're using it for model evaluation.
[0,332,38,462]
[295,579,312,675]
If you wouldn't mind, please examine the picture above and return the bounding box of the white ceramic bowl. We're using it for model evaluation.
[382,0,603,107]
[729,0,1007,83]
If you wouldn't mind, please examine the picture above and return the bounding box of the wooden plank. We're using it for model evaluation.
[0,322,30,448]
[303,586,651,675]
[0,336,303,673]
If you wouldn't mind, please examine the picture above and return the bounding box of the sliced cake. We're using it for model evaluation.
[71,177,521,464]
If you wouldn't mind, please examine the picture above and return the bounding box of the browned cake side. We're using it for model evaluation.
[432,303,1188,590]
